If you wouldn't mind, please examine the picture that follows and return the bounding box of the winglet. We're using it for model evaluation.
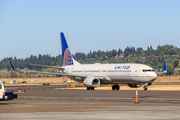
[164,61,167,73]
[156,61,167,74]
[9,58,16,70]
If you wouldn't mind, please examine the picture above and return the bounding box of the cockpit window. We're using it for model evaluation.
[142,69,154,72]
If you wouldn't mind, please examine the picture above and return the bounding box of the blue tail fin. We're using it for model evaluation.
[60,32,74,66]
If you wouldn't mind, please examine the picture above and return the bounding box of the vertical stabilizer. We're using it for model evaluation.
[60,32,80,66]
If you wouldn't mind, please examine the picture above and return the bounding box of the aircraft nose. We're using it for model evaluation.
[147,72,157,82]
[152,72,157,79]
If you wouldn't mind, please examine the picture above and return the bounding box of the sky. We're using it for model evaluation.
[0,0,180,60]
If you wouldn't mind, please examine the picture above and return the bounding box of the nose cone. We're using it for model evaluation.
[149,72,157,82]
[145,72,157,83]
[153,72,157,79]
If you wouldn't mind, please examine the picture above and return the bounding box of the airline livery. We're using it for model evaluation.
[9,32,167,91]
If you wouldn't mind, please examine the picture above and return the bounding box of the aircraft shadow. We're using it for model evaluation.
[0,103,10,105]
[0,102,19,105]
[132,95,157,98]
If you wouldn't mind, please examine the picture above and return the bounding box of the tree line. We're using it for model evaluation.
[0,44,180,78]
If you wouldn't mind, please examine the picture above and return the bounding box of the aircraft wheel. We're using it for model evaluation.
[116,85,120,90]
[143,86,147,91]
[112,85,116,90]
[90,87,94,90]
[87,87,90,90]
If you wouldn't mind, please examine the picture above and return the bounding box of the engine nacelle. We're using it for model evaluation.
[83,76,100,87]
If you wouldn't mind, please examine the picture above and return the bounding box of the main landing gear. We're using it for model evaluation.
[112,84,120,90]
[87,87,94,90]
[143,86,147,91]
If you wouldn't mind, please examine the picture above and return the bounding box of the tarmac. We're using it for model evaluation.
[0,84,180,120]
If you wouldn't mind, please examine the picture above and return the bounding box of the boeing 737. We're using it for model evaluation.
[9,32,167,91]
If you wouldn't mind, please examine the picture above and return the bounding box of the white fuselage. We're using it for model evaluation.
[63,63,157,84]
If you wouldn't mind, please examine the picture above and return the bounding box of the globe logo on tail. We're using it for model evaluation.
[63,48,74,66]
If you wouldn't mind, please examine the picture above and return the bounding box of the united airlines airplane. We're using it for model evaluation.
[9,32,167,91]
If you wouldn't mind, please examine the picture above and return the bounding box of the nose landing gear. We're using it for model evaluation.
[143,86,147,91]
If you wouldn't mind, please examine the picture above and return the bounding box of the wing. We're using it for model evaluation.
[29,63,64,70]
[156,72,167,74]
[9,58,86,77]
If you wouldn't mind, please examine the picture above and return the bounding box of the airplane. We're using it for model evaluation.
[9,32,167,91]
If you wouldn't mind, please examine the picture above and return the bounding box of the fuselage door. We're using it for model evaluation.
[135,67,139,77]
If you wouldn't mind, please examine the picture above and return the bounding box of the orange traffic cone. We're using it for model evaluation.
[134,89,139,104]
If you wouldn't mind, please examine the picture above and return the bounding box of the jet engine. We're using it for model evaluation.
[83,76,100,87]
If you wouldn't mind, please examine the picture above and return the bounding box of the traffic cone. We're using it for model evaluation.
[134,89,139,104]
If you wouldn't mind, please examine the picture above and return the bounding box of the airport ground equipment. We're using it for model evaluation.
[134,89,139,104]
[68,84,75,87]
[0,79,17,101]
